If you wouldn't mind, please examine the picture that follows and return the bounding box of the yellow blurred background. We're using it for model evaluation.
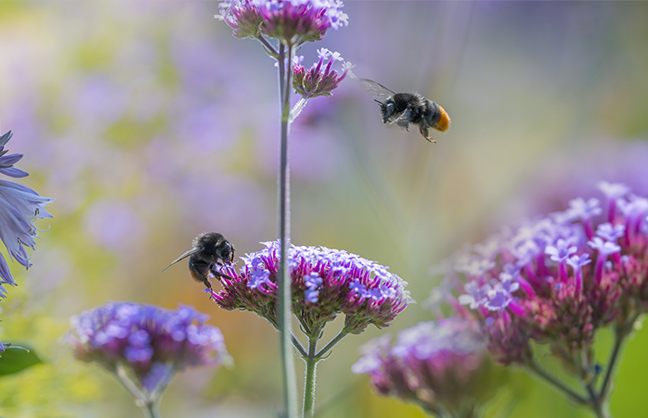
[1,1,648,417]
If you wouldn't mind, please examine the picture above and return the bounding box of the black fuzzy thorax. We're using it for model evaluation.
[383,93,441,127]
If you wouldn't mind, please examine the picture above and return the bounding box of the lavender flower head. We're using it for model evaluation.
[0,131,54,290]
[216,0,349,44]
[211,240,412,334]
[67,302,230,404]
[438,181,648,366]
[352,317,504,417]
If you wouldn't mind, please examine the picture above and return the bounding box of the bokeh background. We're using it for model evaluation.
[2,1,648,417]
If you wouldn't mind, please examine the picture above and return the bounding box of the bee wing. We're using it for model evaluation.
[390,108,412,128]
[357,78,396,99]
[163,247,200,272]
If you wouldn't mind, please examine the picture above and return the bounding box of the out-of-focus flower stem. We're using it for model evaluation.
[526,359,589,406]
[115,364,162,418]
[583,314,641,418]
[418,403,447,418]
[256,34,278,58]
[277,41,299,418]
[143,402,161,418]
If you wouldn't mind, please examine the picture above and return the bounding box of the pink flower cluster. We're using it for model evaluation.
[438,182,648,365]
[211,240,412,334]
[216,0,348,44]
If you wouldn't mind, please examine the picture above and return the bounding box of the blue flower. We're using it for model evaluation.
[0,131,54,289]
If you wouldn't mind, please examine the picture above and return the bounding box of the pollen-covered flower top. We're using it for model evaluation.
[437,181,648,365]
[67,302,230,399]
[211,240,412,334]
[216,0,349,44]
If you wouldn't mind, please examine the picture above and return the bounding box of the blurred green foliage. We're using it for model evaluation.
[0,345,42,377]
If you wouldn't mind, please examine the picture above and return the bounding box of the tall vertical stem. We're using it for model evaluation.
[277,42,299,418]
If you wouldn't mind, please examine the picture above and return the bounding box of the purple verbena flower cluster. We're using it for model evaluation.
[67,302,229,397]
[211,240,412,334]
[352,317,503,417]
[440,181,648,366]
[292,48,352,99]
[0,131,54,293]
[216,0,348,44]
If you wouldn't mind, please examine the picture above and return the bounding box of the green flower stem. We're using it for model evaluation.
[598,314,638,401]
[315,328,350,359]
[277,41,299,418]
[256,34,278,57]
[598,334,623,401]
[526,360,588,405]
[299,326,351,418]
[114,365,162,418]
[142,402,161,418]
[584,381,606,418]
[303,330,320,418]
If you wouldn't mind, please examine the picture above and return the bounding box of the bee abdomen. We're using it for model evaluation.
[426,100,450,133]
[434,104,451,132]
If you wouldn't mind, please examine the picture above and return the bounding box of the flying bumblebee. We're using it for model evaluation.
[163,232,235,289]
[358,78,450,143]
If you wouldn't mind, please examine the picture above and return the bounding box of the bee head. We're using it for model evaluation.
[215,240,235,264]
[193,232,235,264]
[375,99,394,122]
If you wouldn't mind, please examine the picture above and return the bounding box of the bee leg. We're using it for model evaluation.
[209,264,236,282]
[419,125,436,143]
[394,109,413,131]
[189,259,213,289]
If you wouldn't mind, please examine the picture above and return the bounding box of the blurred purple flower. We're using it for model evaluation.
[352,317,504,416]
[499,141,648,224]
[67,302,230,404]
[83,200,147,254]
[211,240,412,334]
[0,131,54,288]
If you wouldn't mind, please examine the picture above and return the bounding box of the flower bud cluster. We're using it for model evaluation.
[292,48,352,99]
[352,317,503,416]
[437,182,648,366]
[216,0,348,44]
[67,302,230,395]
[211,240,412,334]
